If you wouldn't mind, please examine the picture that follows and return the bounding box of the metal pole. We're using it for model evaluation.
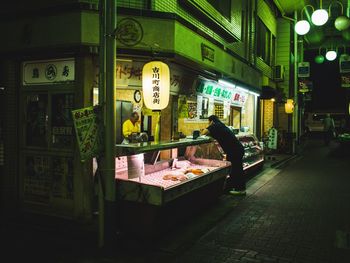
[98,0,106,248]
[293,10,298,154]
[103,0,116,248]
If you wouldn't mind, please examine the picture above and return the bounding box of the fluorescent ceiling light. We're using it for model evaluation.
[218,79,235,89]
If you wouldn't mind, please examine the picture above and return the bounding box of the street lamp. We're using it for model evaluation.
[295,5,314,35]
[329,0,350,31]
[326,50,337,61]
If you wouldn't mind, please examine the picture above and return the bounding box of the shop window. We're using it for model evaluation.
[200,97,209,119]
[24,92,75,149]
[25,94,48,147]
[207,0,231,20]
[51,93,75,148]
[257,18,272,65]
[214,103,224,119]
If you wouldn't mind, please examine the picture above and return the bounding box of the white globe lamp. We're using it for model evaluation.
[295,20,311,35]
[325,50,337,61]
[311,9,329,26]
[334,16,350,31]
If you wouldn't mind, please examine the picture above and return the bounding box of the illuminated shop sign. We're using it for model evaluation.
[196,79,247,106]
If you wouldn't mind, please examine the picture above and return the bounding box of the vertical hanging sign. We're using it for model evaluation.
[298,62,310,78]
[142,61,170,110]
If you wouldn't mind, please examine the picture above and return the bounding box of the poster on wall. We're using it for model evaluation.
[52,156,74,199]
[25,94,48,147]
[187,101,197,119]
[196,95,203,119]
[51,93,75,148]
[178,95,189,118]
[224,100,230,119]
[71,106,103,162]
[24,155,51,204]
[208,97,215,117]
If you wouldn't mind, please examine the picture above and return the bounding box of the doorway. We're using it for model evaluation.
[230,106,241,129]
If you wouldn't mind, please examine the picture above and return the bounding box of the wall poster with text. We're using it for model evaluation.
[24,155,50,204]
[51,93,75,148]
[52,156,74,199]
[25,94,48,147]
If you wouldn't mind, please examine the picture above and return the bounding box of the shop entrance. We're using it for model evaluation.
[20,87,75,214]
[230,106,241,129]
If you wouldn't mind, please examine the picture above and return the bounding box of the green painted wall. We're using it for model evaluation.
[0,12,84,52]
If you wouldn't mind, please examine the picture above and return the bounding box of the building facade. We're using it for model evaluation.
[0,0,295,221]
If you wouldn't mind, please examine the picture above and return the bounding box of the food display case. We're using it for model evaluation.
[113,134,263,236]
[114,136,231,236]
[237,133,264,171]
[115,136,231,206]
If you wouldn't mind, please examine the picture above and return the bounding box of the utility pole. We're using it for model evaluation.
[293,10,298,154]
[98,0,116,249]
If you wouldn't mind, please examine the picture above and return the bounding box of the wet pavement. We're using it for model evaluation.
[2,137,350,262]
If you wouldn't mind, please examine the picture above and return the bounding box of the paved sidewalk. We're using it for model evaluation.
[169,139,350,263]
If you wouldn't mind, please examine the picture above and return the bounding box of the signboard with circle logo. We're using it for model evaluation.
[22,58,75,85]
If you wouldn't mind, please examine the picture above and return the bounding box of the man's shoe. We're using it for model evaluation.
[229,190,246,196]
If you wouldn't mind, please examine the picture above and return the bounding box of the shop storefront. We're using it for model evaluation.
[20,58,77,216]
[177,77,259,137]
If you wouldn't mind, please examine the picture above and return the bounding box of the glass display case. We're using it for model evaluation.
[237,133,264,170]
[114,134,263,236]
[115,136,231,206]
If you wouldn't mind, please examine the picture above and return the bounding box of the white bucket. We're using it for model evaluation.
[127,154,145,179]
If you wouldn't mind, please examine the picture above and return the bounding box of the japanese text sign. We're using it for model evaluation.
[71,106,103,162]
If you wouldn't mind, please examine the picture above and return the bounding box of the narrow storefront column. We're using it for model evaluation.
[100,0,117,249]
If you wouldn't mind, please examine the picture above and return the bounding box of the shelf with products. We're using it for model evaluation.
[237,133,264,170]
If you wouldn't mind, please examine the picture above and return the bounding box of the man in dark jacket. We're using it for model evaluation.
[201,115,246,195]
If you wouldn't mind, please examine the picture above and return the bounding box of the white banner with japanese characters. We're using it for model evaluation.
[23,58,75,85]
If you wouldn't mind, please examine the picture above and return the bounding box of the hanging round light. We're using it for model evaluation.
[325,50,337,61]
[315,55,325,64]
[285,99,294,114]
[311,9,329,26]
[294,5,314,35]
[295,20,311,35]
[315,46,326,64]
[328,1,350,31]
[334,16,350,31]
